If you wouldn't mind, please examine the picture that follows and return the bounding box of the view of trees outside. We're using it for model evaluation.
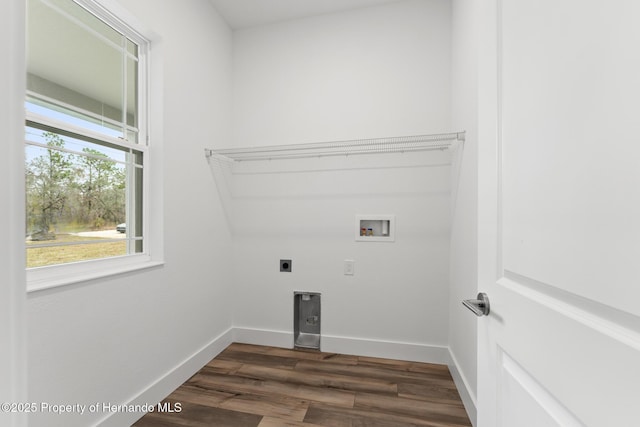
[26,130,127,241]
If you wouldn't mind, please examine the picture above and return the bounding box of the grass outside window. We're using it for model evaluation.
[27,232,127,268]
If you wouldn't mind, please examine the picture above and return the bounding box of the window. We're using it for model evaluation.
[25,0,149,275]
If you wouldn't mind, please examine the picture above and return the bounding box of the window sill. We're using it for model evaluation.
[27,255,164,293]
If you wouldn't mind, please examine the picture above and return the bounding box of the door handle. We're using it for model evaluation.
[462,293,490,317]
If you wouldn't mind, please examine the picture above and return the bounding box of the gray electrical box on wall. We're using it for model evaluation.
[293,292,321,350]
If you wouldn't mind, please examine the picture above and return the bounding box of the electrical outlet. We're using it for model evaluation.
[344,259,355,276]
[280,259,292,272]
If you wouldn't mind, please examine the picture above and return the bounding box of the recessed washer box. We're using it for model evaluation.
[355,215,395,242]
[294,292,321,350]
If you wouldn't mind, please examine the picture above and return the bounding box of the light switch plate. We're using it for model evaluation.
[344,259,355,276]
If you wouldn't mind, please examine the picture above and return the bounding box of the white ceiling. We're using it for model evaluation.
[209,0,404,29]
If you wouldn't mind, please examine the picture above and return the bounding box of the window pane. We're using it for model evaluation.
[25,128,142,268]
[27,0,139,140]
[126,55,138,132]
[47,0,122,46]
[127,39,138,57]
[26,124,127,163]
[25,140,127,236]
[26,98,123,139]
[131,158,144,240]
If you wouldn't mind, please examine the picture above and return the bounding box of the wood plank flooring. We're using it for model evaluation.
[133,343,471,427]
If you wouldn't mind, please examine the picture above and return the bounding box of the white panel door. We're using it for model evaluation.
[476,0,640,426]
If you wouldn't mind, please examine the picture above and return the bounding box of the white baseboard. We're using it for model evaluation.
[232,327,293,349]
[322,334,450,364]
[233,327,449,364]
[96,327,234,427]
[448,349,477,427]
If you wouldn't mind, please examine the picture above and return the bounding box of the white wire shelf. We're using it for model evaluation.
[205,132,465,162]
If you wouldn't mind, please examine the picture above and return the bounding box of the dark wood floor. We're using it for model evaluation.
[134,343,471,427]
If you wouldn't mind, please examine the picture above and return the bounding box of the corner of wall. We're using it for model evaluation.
[449,0,480,416]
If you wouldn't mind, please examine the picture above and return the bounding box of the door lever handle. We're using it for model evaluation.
[462,293,490,317]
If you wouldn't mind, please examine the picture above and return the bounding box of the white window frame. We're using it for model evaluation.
[26,0,162,292]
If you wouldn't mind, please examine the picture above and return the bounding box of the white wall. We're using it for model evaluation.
[233,0,452,146]
[0,1,27,426]
[26,1,235,426]
[229,0,454,361]
[449,0,479,423]
[230,153,452,359]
